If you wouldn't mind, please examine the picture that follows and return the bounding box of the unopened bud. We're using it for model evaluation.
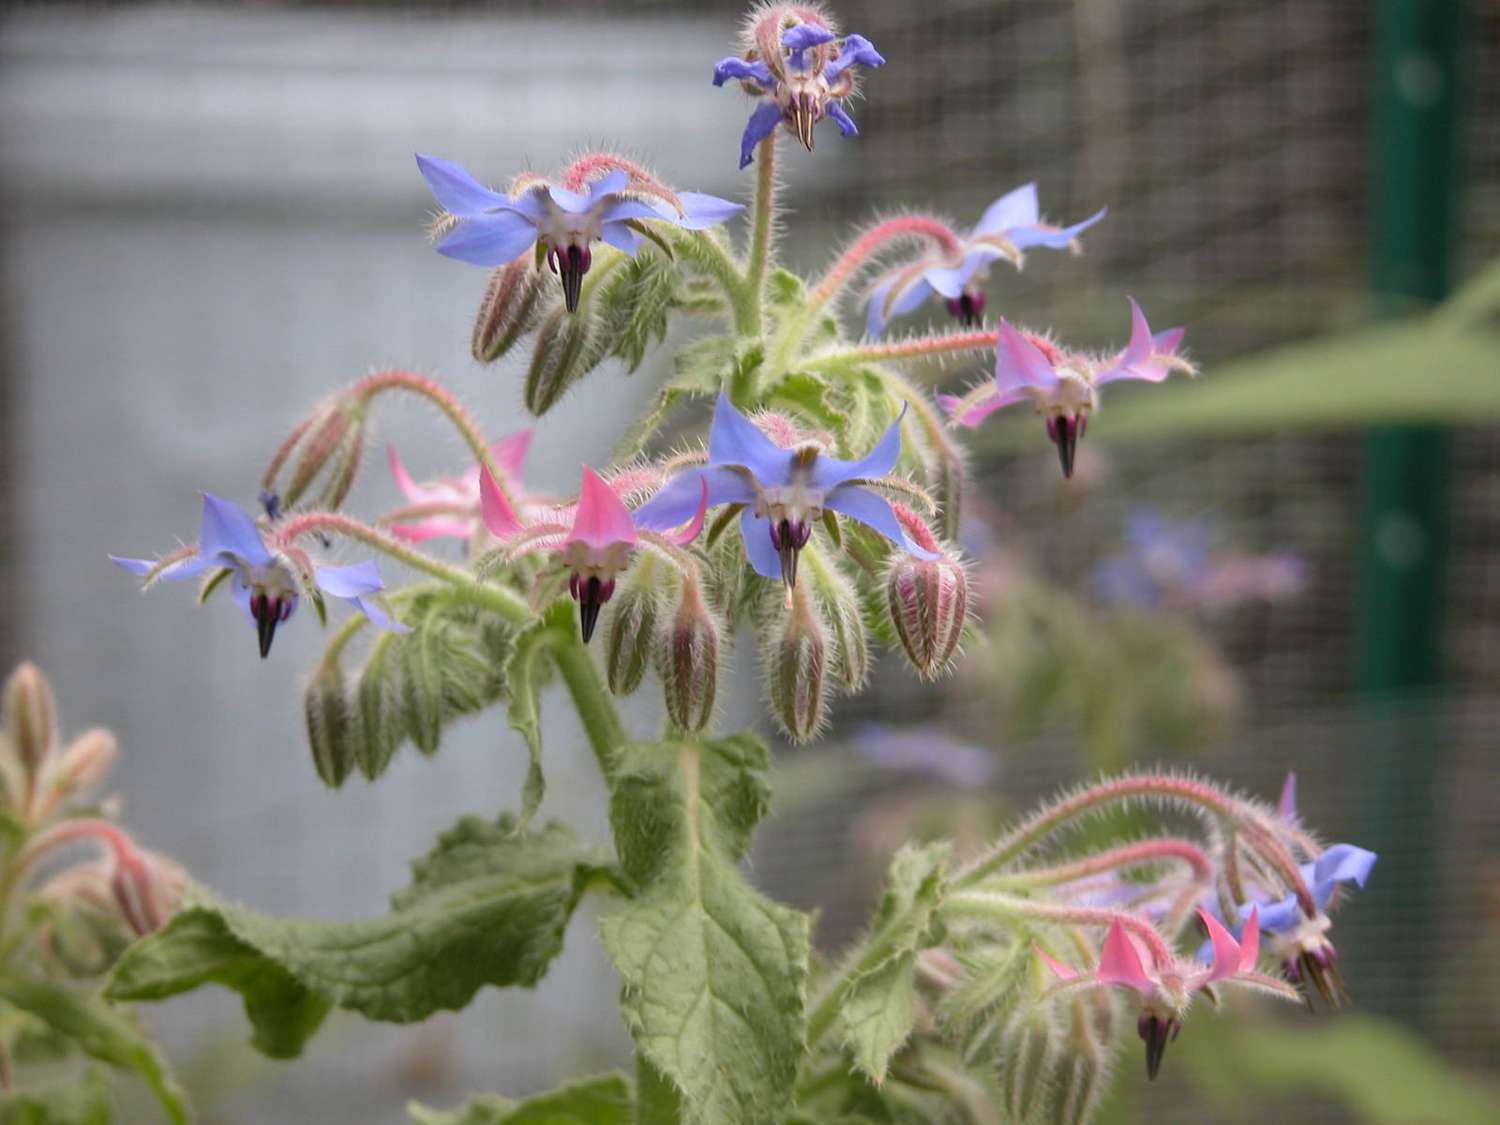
[110,843,186,938]
[304,661,355,788]
[806,551,868,693]
[1056,998,1113,1125]
[606,568,662,697]
[473,258,546,362]
[282,402,365,510]
[4,662,58,777]
[525,304,607,416]
[657,578,719,733]
[52,729,118,796]
[768,586,829,743]
[1000,1004,1061,1124]
[886,514,968,680]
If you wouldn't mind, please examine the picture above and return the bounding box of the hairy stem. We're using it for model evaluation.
[809,216,965,309]
[807,330,998,371]
[550,628,628,782]
[1002,838,1214,888]
[743,134,779,339]
[945,890,1176,969]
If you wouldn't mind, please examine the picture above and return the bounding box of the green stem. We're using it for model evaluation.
[673,228,746,317]
[743,134,778,337]
[550,628,628,783]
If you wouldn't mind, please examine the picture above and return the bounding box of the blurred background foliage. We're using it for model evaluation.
[2,0,1498,1121]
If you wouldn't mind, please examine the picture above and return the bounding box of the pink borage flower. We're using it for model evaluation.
[479,465,708,643]
[385,430,533,545]
[1035,906,1294,1080]
[941,298,1195,478]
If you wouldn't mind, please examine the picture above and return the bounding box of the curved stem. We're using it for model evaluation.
[945,889,1176,969]
[346,370,521,509]
[272,512,531,626]
[743,134,778,336]
[672,228,746,321]
[806,330,997,372]
[809,216,965,309]
[549,629,628,782]
[1002,838,1213,888]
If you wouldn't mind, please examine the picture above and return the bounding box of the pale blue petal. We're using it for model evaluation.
[783,23,835,51]
[826,102,858,136]
[352,596,411,633]
[599,221,643,256]
[436,212,539,266]
[738,507,783,580]
[740,102,783,169]
[865,277,897,337]
[633,466,754,531]
[599,197,668,225]
[866,273,935,336]
[199,494,272,568]
[314,560,384,598]
[1008,206,1108,251]
[546,183,593,214]
[713,57,775,87]
[974,184,1040,237]
[823,34,885,81]
[673,192,745,230]
[708,393,791,484]
[415,153,510,218]
[1310,845,1377,908]
[824,485,939,559]
[921,252,989,299]
[110,554,214,582]
[584,170,630,200]
[1245,894,1302,934]
[228,571,257,624]
[808,409,905,491]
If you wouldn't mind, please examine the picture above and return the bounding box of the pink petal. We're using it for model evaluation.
[1033,942,1079,981]
[1198,908,1244,984]
[994,320,1061,398]
[1095,298,1184,386]
[1278,772,1298,819]
[1096,921,1153,992]
[392,518,476,543]
[939,391,1026,429]
[492,429,534,480]
[665,478,710,546]
[567,466,639,550]
[479,466,523,538]
[1239,907,1261,973]
[387,443,430,503]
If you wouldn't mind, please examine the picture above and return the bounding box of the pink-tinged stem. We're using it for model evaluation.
[946,890,1176,970]
[810,216,965,307]
[261,413,315,491]
[1013,838,1214,888]
[270,511,530,625]
[562,154,682,213]
[346,370,520,510]
[18,817,139,874]
[743,133,779,343]
[808,330,998,370]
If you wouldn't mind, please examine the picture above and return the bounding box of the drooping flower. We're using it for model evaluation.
[713,8,885,168]
[634,394,939,589]
[417,155,743,312]
[480,466,707,643]
[112,494,408,658]
[1092,508,1306,612]
[1037,908,1282,1080]
[386,430,532,544]
[941,298,1194,478]
[866,184,1106,336]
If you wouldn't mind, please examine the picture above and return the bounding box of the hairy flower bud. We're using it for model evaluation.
[281,403,360,509]
[51,729,117,798]
[525,304,606,416]
[3,662,58,778]
[656,578,719,733]
[606,567,662,697]
[1056,997,1114,1125]
[806,549,868,693]
[304,661,355,788]
[768,586,829,743]
[473,258,546,363]
[110,843,186,938]
[1000,1003,1062,1124]
[885,511,968,680]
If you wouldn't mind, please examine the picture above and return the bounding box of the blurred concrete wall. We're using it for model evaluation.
[0,5,793,1119]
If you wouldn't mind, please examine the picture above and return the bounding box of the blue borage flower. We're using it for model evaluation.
[416,154,743,312]
[634,393,937,588]
[112,494,408,659]
[713,7,884,168]
[866,184,1107,336]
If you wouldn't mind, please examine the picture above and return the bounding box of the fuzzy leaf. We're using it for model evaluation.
[0,1066,113,1125]
[408,1072,632,1125]
[601,252,682,373]
[501,602,571,828]
[0,977,189,1124]
[108,817,611,1057]
[600,733,811,1125]
[836,843,949,1084]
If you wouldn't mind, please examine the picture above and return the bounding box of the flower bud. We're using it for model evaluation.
[657,578,719,733]
[3,662,58,778]
[768,586,829,743]
[999,1003,1061,1124]
[886,533,968,681]
[1056,997,1114,1125]
[304,661,355,788]
[110,843,186,938]
[605,568,662,697]
[473,258,546,362]
[525,304,607,416]
[806,550,868,693]
[51,729,118,797]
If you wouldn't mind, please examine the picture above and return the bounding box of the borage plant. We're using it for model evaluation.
[97,4,1374,1123]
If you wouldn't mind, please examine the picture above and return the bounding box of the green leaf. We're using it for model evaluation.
[0,977,189,1124]
[0,1065,113,1125]
[109,817,611,1058]
[502,603,571,828]
[601,253,682,373]
[408,1072,632,1125]
[600,733,811,1125]
[836,844,949,1085]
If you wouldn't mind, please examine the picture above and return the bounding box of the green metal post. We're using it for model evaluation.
[1356,0,1467,1019]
